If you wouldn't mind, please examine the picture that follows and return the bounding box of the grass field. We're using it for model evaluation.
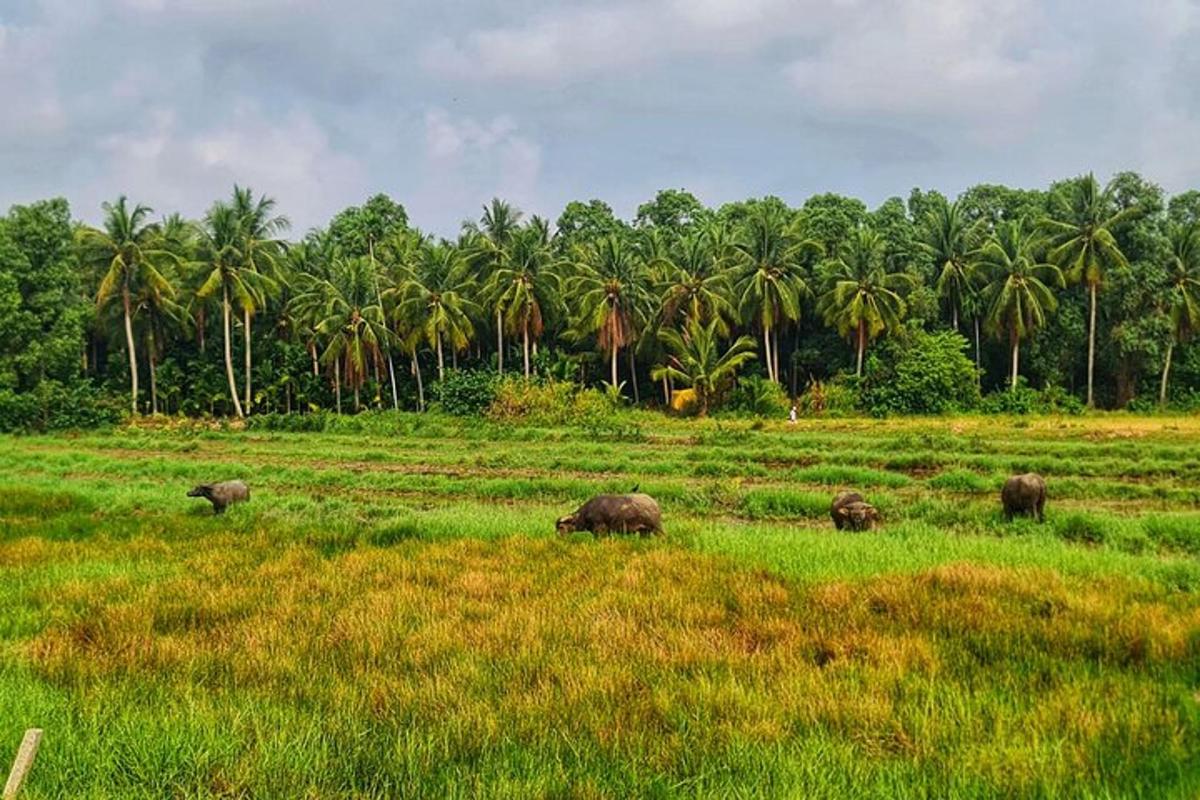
[2,413,1200,798]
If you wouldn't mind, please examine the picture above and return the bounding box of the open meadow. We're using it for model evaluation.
[2,413,1200,798]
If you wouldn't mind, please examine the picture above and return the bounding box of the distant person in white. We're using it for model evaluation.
[789,405,798,424]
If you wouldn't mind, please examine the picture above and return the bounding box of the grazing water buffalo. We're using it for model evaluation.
[556,493,662,537]
[1001,473,1046,522]
[831,490,880,531]
[188,480,250,514]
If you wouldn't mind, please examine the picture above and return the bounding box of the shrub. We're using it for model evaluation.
[729,376,789,418]
[796,379,859,416]
[981,382,1085,416]
[859,329,980,416]
[435,370,500,416]
[0,382,122,433]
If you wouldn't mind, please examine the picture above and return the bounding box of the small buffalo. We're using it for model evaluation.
[556,493,662,537]
[188,480,250,514]
[1001,473,1046,522]
[831,490,880,531]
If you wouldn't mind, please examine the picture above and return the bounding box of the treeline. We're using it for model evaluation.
[2,172,1199,428]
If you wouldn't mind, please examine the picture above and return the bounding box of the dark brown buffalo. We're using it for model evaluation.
[831,490,881,532]
[556,493,662,537]
[1001,473,1046,522]
[188,480,250,514]
[830,489,878,532]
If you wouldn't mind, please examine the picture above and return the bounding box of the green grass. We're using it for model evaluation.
[1,413,1200,798]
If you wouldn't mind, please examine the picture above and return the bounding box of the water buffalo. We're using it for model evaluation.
[556,493,662,537]
[188,480,250,514]
[831,491,880,531]
[1001,473,1046,522]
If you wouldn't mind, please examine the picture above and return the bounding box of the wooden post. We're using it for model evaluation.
[3,729,42,799]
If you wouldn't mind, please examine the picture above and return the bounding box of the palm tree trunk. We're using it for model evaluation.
[122,289,139,416]
[243,308,253,414]
[412,351,425,412]
[629,346,639,404]
[952,306,959,332]
[1160,340,1175,407]
[310,342,319,376]
[974,317,981,369]
[334,358,342,414]
[197,306,206,353]
[354,382,360,412]
[387,353,399,411]
[436,334,445,382]
[222,285,244,419]
[763,327,774,383]
[1087,281,1097,408]
[452,346,458,370]
[523,318,531,378]
[148,329,158,415]
[497,310,504,375]
[611,346,618,389]
[773,333,781,388]
[662,375,670,406]
[856,321,866,377]
[1011,335,1020,391]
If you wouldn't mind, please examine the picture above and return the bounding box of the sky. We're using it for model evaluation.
[2,0,1199,236]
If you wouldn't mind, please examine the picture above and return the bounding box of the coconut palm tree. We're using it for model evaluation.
[196,202,250,418]
[1161,223,1200,405]
[134,261,188,415]
[568,235,653,392]
[304,256,393,413]
[976,221,1065,391]
[653,222,736,335]
[230,186,289,413]
[920,198,982,331]
[818,228,915,376]
[487,219,559,378]
[393,241,478,382]
[651,318,757,415]
[466,198,523,375]
[733,205,820,384]
[78,196,175,415]
[1041,174,1138,407]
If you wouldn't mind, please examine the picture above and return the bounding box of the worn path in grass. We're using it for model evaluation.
[1,414,1199,797]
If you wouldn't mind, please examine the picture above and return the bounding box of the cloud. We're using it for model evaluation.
[412,109,544,230]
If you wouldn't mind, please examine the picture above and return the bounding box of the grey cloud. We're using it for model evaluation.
[1,0,1199,237]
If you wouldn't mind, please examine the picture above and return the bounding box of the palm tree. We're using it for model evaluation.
[818,228,914,376]
[393,241,478,382]
[654,222,736,335]
[196,202,249,418]
[733,205,820,384]
[78,197,174,415]
[1161,223,1200,405]
[230,186,289,413]
[651,318,757,415]
[467,198,523,375]
[302,257,393,412]
[568,235,652,392]
[920,198,982,331]
[976,221,1065,391]
[134,261,188,415]
[487,220,559,378]
[1042,174,1138,407]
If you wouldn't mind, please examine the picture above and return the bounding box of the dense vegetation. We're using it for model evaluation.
[4,173,1200,430]
[2,415,1199,797]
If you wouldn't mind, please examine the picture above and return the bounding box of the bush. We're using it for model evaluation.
[981,381,1085,415]
[0,382,122,433]
[434,370,500,416]
[859,330,979,416]
[487,378,627,432]
[796,379,859,416]
[729,376,789,418]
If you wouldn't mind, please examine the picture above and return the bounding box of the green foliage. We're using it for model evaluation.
[0,382,122,432]
[859,329,980,415]
[980,382,1085,415]
[434,369,500,416]
[796,379,859,416]
[729,375,789,417]
[487,378,616,428]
